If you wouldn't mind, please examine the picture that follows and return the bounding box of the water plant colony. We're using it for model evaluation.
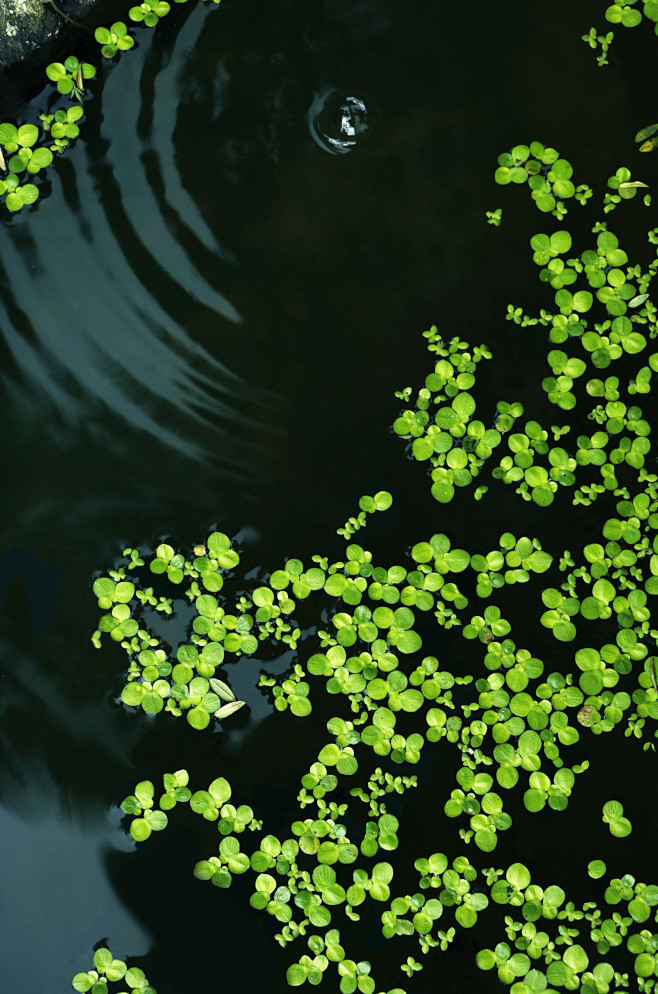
[3,2,658,994]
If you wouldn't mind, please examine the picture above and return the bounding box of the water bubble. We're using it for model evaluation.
[308,90,372,155]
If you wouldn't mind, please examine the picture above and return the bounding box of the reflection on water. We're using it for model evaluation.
[0,781,150,992]
[0,7,280,472]
[308,90,371,154]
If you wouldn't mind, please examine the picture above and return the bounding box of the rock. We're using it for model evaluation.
[1,0,60,69]
[0,0,109,117]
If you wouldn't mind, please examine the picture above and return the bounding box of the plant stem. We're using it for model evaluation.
[47,0,90,32]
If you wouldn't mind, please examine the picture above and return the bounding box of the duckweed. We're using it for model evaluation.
[76,58,658,994]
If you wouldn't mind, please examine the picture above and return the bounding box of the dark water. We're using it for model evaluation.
[1,0,658,990]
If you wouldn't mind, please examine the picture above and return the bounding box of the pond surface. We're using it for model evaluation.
[2,1,658,991]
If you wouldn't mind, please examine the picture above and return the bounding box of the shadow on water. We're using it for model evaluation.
[2,0,658,990]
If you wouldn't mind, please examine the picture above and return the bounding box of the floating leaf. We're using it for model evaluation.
[635,123,658,143]
[602,799,632,837]
[214,700,246,720]
[210,677,236,702]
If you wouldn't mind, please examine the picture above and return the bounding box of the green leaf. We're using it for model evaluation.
[46,62,67,82]
[476,950,497,971]
[130,818,151,842]
[121,683,144,706]
[412,437,434,461]
[17,124,39,147]
[587,859,607,879]
[609,816,633,838]
[507,862,531,891]
[0,122,18,146]
[455,905,477,927]
[187,706,210,729]
[72,975,97,993]
[287,964,308,986]
[214,700,246,719]
[94,949,113,973]
[125,967,148,988]
[106,960,127,982]
[336,754,358,776]
[602,799,624,821]
[636,123,658,142]
[563,945,589,973]
[474,829,497,852]
[210,677,235,702]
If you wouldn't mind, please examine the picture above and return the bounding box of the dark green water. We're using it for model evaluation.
[1,0,658,991]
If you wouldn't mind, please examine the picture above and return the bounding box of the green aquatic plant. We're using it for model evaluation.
[39,106,85,153]
[68,90,658,994]
[581,26,615,65]
[129,0,171,26]
[0,60,89,212]
[583,0,658,63]
[0,122,49,209]
[636,123,658,152]
[602,799,633,837]
[45,56,96,99]
[94,21,136,58]
[337,491,393,539]
[89,348,655,978]
[0,173,39,212]
[393,333,499,503]
[603,167,650,213]
[1,0,226,213]
[605,1,643,28]
[72,947,156,993]
[105,734,658,993]
[494,142,593,218]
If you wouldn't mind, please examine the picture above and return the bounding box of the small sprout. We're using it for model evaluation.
[401,955,423,977]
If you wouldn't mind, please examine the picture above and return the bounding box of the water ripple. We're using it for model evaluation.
[308,89,371,154]
[0,4,280,472]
